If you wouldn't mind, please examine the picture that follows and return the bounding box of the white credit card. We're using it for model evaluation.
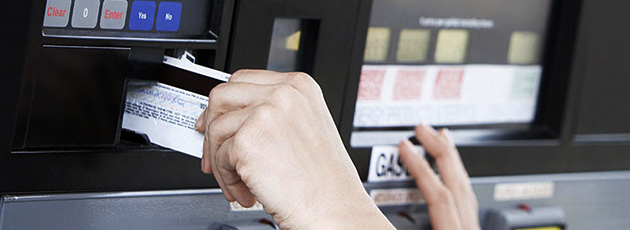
[122,56,230,158]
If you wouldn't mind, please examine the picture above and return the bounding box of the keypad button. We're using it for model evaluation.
[100,0,128,30]
[156,2,182,32]
[43,0,72,28]
[71,0,101,28]
[129,1,156,31]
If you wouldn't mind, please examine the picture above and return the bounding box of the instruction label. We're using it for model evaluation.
[367,145,424,182]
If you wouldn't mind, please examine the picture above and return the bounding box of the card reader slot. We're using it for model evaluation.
[13,46,224,153]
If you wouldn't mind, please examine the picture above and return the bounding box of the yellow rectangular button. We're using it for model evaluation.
[508,31,540,64]
[364,27,391,62]
[435,29,469,63]
[396,29,430,63]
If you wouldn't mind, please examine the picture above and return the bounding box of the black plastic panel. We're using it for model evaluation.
[24,46,130,148]
[226,0,364,123]
[571,0,630,136]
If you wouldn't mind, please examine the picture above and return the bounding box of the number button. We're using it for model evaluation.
[71,0,100,29]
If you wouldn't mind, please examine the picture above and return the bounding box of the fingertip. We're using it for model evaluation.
[438,128,455,144]
[398,140,411,158]
[415,124,438,146]
[195,119,204,133]
[399,139,415,153]
[195,110,207,132]
[237,192,257,208]
[438,127,449,135]
[403,137,413,145]
[416,123,437,136]
[201,158,213,174]
[399,139,420,163]
[216,178,236,202]
[239,199,257,208]
[223,193,236,203]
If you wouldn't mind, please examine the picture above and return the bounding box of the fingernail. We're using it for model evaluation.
[401,139,419,155]
[440,128,451,135]
[402,139,414,149]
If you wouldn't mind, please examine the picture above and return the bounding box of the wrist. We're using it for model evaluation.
[285,181,394,230]
[313,190,393,229]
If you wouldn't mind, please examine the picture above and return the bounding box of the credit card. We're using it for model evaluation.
[122,56,230,158]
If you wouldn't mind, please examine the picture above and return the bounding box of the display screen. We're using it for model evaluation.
[351,0,552,146]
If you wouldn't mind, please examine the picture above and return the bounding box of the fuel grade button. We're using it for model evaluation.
[43,0,72,27]
[100,0,128,30]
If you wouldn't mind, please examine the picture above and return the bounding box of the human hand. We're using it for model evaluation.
[398,124,480,230]
[196,70,394,229]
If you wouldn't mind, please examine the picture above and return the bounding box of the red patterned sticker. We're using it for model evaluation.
[393,69,425,100]
[358,69,386,101]
[433,69,464,99]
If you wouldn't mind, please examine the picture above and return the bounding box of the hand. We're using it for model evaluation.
[196,70,394,229]
[398,124,480,230]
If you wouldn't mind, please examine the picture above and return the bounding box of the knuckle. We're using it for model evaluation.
[288,72,313,86]
[229,69,252,82]
[208,83,227,104]
[207,119,223,143]
[252,104,276,123]
[231,130,255,169]
[232,131,249,155]
[432,187,454,205]
[288,72,322,94]
[270,84,300,108]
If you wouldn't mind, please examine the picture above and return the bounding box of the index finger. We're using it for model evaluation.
[415,125,479,228]
[398,139,463,230]
[415,124,471,191]
[230,70,322,98]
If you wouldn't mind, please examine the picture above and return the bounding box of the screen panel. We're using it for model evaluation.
[352,0,552,136]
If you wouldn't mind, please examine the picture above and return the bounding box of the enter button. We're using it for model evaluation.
[100,0,128,30]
